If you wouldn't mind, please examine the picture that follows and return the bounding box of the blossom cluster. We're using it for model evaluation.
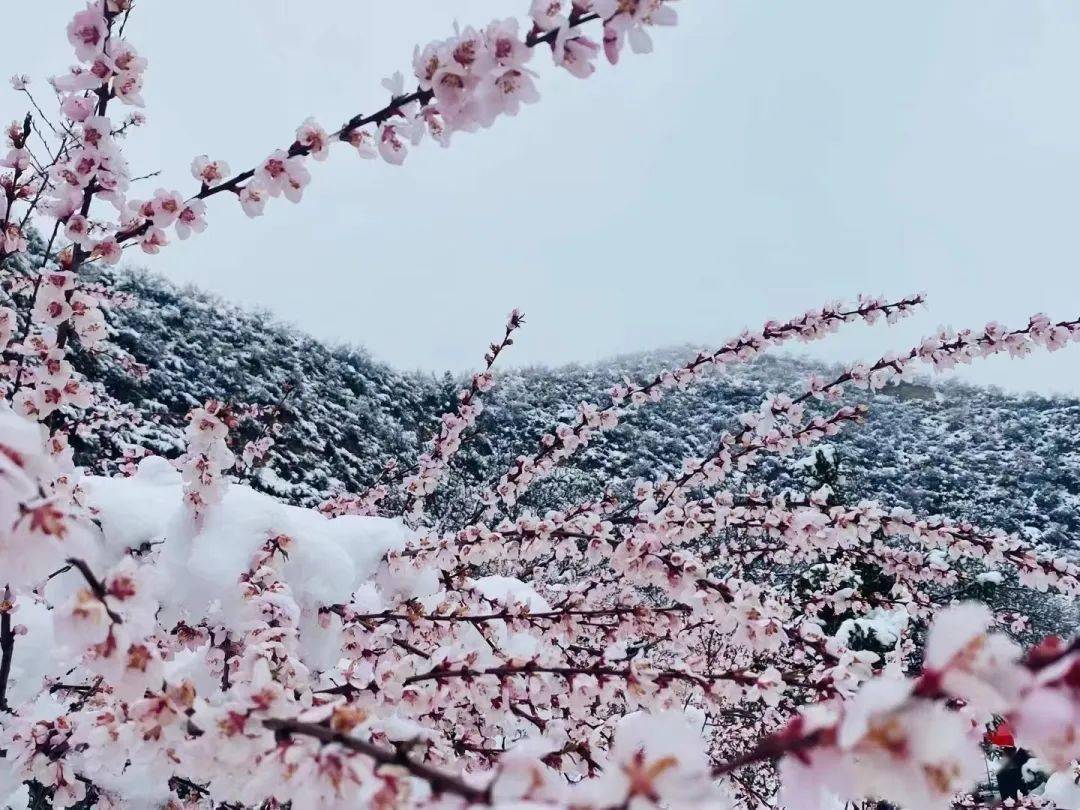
[0,402,94,589]
[176,400,236,514]
[2,417,1077,809]
[803,314,1080,402]
[219,1,678,224]
[0,1,141,443]
[109,0,679,247]
[771,605,1080,810]
[4,298,1080,809]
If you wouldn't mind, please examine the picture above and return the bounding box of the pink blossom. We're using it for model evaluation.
[1,148,32,172]
[0,307,14,350]
[113,70,145,106]
[64,214,94,249]
[67,5,108,62]
[2,223,28,254]
[553,29,602,78]
[574,711,718,806]
[378,123,409,165]
[50,66,100,94]
[191,154,231,187]
[150,188,185,227]
[175,199,207,239]
[485,67,540,120]
[381,70,407,98]
[345,128,378,159]
[106,39,147,75]
[531,0,568,30]
[139,226,168,254]
[239,182,269,217]
[295,117,330,161]
[486,18,532,68]
[80,115,111,148]
[256,150,310,201]
[61,95,96,122]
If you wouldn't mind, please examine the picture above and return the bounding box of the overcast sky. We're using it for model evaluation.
[7,2,1080,394]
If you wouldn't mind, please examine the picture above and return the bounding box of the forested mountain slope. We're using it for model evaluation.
[73,266,1080,553]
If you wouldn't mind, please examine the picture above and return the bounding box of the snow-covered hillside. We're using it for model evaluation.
[72,264,1080,553]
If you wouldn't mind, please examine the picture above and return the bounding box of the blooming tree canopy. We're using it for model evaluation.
[1,2,1079,809]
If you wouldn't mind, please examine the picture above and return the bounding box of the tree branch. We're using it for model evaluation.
[263,718,491,804]
[113,10,611,247]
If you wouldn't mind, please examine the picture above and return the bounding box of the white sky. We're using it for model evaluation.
[6,2,1080,394]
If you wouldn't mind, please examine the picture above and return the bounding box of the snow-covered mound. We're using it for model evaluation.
[59,457,545,683]
[7,458,418,710]
[84,457,417,637]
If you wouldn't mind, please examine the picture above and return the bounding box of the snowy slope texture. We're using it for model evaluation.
[68,261,1080,554]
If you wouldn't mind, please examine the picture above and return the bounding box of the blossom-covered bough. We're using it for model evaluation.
[1,2,1079,808]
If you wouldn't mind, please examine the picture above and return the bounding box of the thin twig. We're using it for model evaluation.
[64,558,123,625]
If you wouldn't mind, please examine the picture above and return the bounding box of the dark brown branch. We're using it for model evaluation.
[263,718,491,804]
[403,661,817,691]
[328,602,687,627]
[48,683,97,694]
[218,633,232,692]
[169,776,210,801]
